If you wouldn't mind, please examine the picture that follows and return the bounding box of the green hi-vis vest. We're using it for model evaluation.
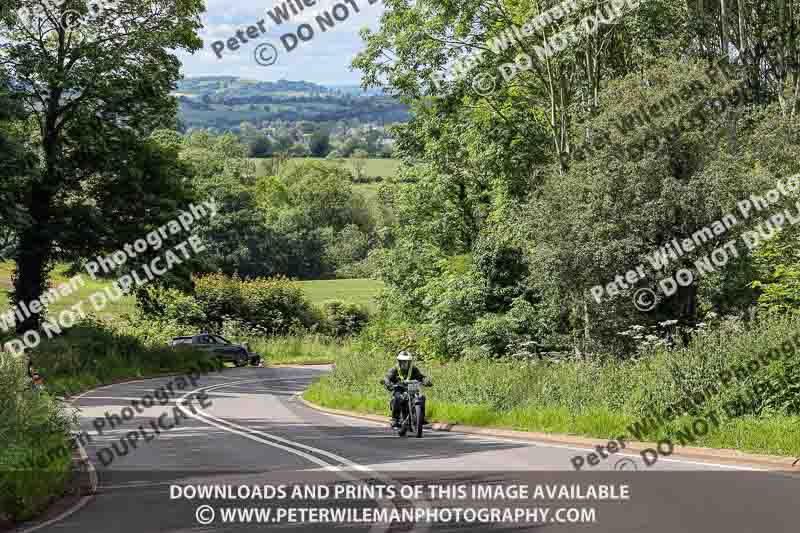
[397,364,414,381]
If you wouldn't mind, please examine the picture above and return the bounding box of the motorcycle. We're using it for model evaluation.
[394,379,426,438]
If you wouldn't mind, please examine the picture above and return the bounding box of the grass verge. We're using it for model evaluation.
[0,320,219,525]
[0,261,136,323]
[304,316,800,459]
[250,334,353,365]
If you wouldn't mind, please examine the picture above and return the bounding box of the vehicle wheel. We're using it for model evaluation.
[398,408,408,437]
[415,404,424,438]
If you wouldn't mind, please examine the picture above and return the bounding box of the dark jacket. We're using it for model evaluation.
[383,365,428,390]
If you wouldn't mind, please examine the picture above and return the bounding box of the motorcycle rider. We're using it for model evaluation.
[383,351,431,428]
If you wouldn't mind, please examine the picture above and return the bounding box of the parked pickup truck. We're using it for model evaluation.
[169,333,262,367]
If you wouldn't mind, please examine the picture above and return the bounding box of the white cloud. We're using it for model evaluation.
[178,0,384,84]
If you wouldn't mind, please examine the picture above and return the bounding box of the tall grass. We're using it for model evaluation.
[0,318,219,525]
[30,318,220,396]
[0,352,73,523]
[249,334,354,364]
[306,316,800,457]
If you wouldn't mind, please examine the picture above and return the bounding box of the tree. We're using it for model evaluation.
[289,143,310,157]
[250,135,272,157]
[350,149,369,181]
[181,131,290,279]
[309,131,331,157]
[352,0,663,172]
[0,73,32,264]
[350,0,800,358]
[524,60,797,350]
[0,0,204,332]
[239,122,272,157]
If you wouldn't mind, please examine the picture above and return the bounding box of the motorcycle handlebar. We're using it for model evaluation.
[388,379,431,391]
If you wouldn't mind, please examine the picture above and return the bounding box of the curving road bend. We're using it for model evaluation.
[19,366,800,532]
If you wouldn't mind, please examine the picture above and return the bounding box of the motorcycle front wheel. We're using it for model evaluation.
[401,399,416,437]
[414,404,424,438]
[398,419,408,437]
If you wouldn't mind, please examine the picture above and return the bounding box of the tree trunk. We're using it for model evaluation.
[12,189,53,334]
[720,0,729,56]
[583,299,591,353]
[736,0,746,59]
[12,95,62,334]
[778,0,788,114]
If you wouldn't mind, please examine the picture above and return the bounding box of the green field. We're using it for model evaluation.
[298,279,383,311]
[0,262,136,323]
[1,262,383,322]
[253,157,402,180]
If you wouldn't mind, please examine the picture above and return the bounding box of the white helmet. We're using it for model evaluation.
[397,351,412,372]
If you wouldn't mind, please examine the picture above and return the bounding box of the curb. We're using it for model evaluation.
[296,395,800,471]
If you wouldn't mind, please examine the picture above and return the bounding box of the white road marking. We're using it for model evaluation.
[295,396,767,471]
[178,377,432,533]
[12,496,94,533]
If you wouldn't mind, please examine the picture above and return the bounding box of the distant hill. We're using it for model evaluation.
[175,76,408,131]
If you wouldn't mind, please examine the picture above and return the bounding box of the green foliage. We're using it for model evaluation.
[247,334,354,365]
[27,317,217,393]
[751,217,800,315]
[0,0,204,330]
[320,300,370,337]
[309,314,800,456]
[251,161,378,278]
[0,352,73,523]
[322,224,371,277]
[193,274,315,334]
[0,315,219,522]
[310,131,331,157]
[137,285,207,326]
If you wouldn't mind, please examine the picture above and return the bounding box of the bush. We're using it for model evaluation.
[192,273,246,327]
[146,274,318,335]
[321,300,369,337]
[239,275,315,333]
[0,352,74,523]
[114,312,191,346]
[136,285,207,326]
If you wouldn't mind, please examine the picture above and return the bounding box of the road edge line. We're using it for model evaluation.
[10,365,245,532]
[295,394,799,471]
[11,438,98,533]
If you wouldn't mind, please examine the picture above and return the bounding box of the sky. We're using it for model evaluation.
[176,0,385,85]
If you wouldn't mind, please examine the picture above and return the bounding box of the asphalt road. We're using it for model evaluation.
[20,366,800,532]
